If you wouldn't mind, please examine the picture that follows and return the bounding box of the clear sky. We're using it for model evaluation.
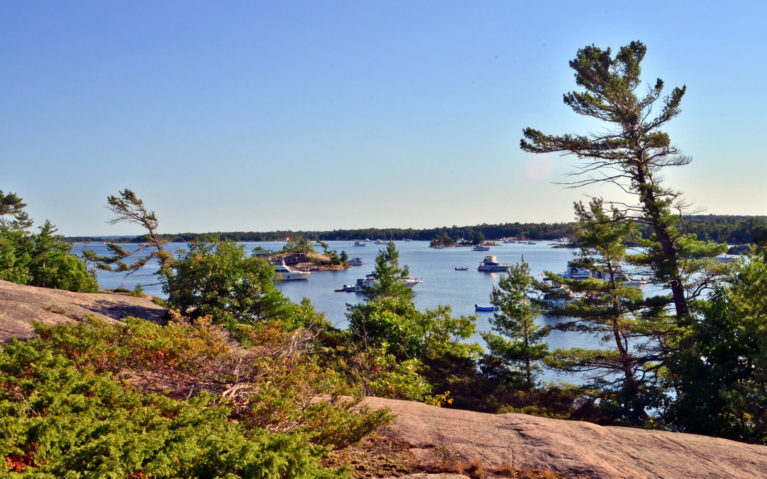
[2,1,765,236]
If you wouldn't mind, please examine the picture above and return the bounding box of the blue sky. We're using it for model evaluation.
[2,1,765,236]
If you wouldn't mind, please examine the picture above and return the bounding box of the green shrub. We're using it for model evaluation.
[162,240,292,328]
[0,340,346,478]
[20,318,391,475]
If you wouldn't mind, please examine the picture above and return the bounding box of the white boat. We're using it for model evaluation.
[336,274,423,293]
[472,245,490,251]
[714,253,739,263]
[348,257,363,266]
[374,239,387,245]
[562,263,647,287]
[478,255,509,272]
[273,260,310,281]
[405,277,423,288]
[561,266,593,280]
[354,241,366,247]
[539,288,579,308]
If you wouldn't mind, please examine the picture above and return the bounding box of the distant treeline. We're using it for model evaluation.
[66,215,767,245]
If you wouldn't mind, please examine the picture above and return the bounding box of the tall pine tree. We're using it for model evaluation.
[520,41,723,325]
[482,259,548,389]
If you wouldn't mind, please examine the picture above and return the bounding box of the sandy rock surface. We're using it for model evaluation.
[0,279,167,342]
[364,397,767,479]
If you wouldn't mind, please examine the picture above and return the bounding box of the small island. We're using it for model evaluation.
[268,236,351,271]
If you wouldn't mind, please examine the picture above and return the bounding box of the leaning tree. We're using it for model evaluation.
[520,41,723,325]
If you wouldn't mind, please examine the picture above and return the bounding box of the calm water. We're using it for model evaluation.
[73,240,605,382]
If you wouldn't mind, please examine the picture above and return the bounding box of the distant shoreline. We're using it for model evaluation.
[65,214,767,246]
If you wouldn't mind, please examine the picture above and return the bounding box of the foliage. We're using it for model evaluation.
[481,259,549,388]
[325,343,433,401]
[469,230,485,245]
[0,190,97,293]
[543,199,666,423]
[348,297,480,362]
[4,315,398,475]
[162,239,293,328]
[517,41,754,433]
[666,255,767,443]
[430,231,456,248]
[282,236,315,253]
[0,191,27,218]
[0,338,348,478]
[520,41,725,325]
[84,189,174,281]
[361,242,413,301]
[346,242,481,406]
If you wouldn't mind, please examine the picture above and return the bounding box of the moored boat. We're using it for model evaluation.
[475,304,499,312]
[472,245,490,251]
[273,260,310,281]
[478,255,509,272]
[348,257,363,266]
[561,265,593,280]
[336,274,423,293]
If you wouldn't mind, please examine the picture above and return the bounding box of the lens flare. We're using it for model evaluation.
[525,154,553,180]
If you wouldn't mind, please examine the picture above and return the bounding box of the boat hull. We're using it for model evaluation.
[478,265,508,272]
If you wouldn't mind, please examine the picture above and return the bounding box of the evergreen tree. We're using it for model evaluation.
[481,259,548,389]
[545,199,667,422]
[162,239,292,327]
[91,189,174,276]
[667,254,767,443]
[362,241,413,301]
[0,190,27,219]
[520,41,723,325]
[282,236,315,253]
[0,191,97,292]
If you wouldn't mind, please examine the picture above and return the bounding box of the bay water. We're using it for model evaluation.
[73,240,606,383]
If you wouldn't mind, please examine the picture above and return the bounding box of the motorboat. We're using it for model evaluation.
[455,266,469,271]
[354,241,366,247]
[472,245,490,251]
[336,274,423,293]
[478,255,509,272]
[475,304,499,312]
[539,288,579,308]
[348,257,363,266]
[714,253,739,263]
[335,284,357,293]
[561,263,647,287]
[273,260,310,281]
[374,239,387,245]
[405,277,424,288]
[561,266,593,280]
